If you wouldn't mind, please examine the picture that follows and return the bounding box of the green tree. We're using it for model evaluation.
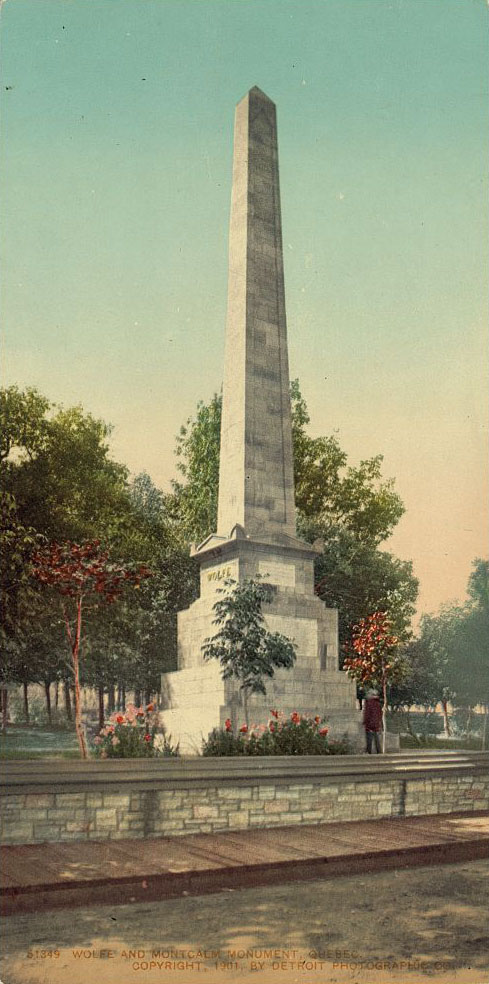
[343,611,406,751]
[290,380,404,544]
[1,387,136,548]
[170,384,416,640]
[170,384,404,547]
[314,527,418,648]
[170,393,222,544]
[202,577,297,728]
[445,560,489,745]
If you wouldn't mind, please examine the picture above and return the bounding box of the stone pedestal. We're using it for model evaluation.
[161,528,360,753]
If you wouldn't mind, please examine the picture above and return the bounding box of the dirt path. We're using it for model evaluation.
[2,860,488,984]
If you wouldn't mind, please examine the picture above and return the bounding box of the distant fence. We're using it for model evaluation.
[1,751,488,846]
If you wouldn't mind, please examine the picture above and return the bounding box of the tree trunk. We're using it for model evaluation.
[63,679,72,721]
[73,647,88,758]
[404,709,418,741]
[107,684,115,714]
[98,686,105,731]
[122,684,126,711]
[23,681,29,724]
[117,682,123,711]
[54,680,59,711]
[242,689,249,730]
[1,689,8,732]
[44,681,52,725]
[482,704,488,751]
[134,690,141,708]
[466,705,472,736]
[381,678,387,753]
[144,689,151,706]
[441,699,451,737]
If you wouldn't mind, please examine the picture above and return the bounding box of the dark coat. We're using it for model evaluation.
[363,697,383,732]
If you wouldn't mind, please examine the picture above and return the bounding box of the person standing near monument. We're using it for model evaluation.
[363,689,383,753]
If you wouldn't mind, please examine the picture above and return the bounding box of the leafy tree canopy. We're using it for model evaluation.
[170,382,404,547]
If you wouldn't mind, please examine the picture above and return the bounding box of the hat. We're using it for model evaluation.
[365,689,379,699]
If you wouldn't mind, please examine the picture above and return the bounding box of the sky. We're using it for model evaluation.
[1,0,488,619]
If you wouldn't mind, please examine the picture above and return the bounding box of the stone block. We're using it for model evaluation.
[228,811,250,828]
[25,794,54,808]
[264,800,285,814]
[86,794,103,808]
[55,794,86,807]
[103,794,130,809]
[95,809,118,828]
[193,805,219,819]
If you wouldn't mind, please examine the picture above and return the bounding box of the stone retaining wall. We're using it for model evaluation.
[2,753,488,845]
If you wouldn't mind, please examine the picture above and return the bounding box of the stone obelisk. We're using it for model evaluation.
[218,86,296,540]
[160,88,359,752]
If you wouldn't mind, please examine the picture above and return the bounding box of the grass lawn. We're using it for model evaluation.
[0,726,80,759]
[400,734,486,751]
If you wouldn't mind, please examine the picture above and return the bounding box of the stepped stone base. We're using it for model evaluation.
[161,531,362,754]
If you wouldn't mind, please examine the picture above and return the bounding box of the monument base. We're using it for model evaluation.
[160,528,362,754]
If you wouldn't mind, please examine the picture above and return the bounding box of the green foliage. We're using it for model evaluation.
[171,393,222,545]
[170,384,414,641]
[314,527,418,648]
[202,578,297,705]
[0,492,43,653]
[202,712,352,756]
[290,382,404,545]
[170,383,405,548]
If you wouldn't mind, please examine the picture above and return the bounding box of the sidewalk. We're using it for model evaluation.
[2,810,488,915]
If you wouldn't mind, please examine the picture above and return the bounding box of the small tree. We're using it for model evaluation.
[202,577,297,728]
[343,611,404,752]
[32,540,151,758]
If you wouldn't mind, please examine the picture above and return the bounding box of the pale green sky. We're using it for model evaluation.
[1,0,488,617]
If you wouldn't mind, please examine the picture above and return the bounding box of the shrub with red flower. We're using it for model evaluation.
[92,703,178,758]
[343,610,405,751]
[202,710,351,756]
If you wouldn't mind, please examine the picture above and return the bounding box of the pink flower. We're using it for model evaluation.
[93,736,101,745]
[111,736,120,746]
[319,727,329,736]
[290,711,301,724]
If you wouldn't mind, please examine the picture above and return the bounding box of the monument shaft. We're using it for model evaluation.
[218,87,296,539]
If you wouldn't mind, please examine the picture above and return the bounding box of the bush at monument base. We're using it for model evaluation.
[92,704,179,758]
[202,711,353,756]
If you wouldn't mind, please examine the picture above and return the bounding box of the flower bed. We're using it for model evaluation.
[202,710,352,756]
[93,703,178,758]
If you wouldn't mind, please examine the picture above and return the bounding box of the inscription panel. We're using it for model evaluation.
[258,560,296,588]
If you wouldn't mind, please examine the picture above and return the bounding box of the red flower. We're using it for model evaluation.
[319,727,329,736]
[116,714,124,724]
[269,722,275,732]
[239,724,248,733]
[314,715,321,725]
[290,711,301,724]
[224,718,232,732]
[270,709,279,718]
[144,734,151,742]
[146,703,154,712]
